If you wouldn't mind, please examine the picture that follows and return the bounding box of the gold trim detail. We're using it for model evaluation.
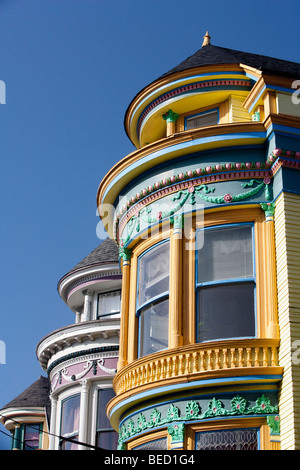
[113,338,281,396]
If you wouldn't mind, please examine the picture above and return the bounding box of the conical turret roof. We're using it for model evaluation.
[161,38,300,79]
[69,238,119,273]
[1,376,50,410]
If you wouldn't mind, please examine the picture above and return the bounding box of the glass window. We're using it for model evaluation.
[196,224,255,342]
[185,109,218,130]
[23,424,41,450]
[96,388,118,450]
[137,241,170,357]
[98,290,121,318]
[133,438,168,450]
[60,395,80,450]
[195,428,258,450]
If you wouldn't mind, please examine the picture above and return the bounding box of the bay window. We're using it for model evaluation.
[196,223,256,342]
[137,240,170,357]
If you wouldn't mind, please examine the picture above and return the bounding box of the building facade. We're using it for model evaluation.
[1,34,300,451]
[1,238,121,450]
[98,34,300,450]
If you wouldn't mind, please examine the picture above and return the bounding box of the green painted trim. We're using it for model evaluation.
[260,202,276,217]
[119,244,132,261]
[267,415,280,435]
[168,422,185,443]
[162,109,179,123]
[119,178,271,246]
[117,394,278,449]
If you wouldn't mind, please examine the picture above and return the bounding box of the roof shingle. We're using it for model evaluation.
[1,376,50,410]
[160,43,300,79]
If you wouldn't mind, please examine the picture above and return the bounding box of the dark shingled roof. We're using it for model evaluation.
[68,238,119,274]
[1,376,50,411]
[160,43,300,79]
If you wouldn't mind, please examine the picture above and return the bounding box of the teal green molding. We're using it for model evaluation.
[118,179,272,245]
[162,109,179,123]
[114,162,272,223]
[252,110,261,122]
[261,202,276,217]
[168,423,185,443]
[173,213,184,230]
[166,403,180,421]
[267,415,280,435]
[117,394,278,449]
[118,245,132,261]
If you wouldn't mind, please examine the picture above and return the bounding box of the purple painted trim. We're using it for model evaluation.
[66,275,122,300]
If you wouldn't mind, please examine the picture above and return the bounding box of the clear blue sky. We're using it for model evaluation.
[0,0,299,450]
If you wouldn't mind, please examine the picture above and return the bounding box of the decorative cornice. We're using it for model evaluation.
[113,147,300,244]
[50,356,118,392]
[117,394,279,449]
[65,272,121,300]
[47,345,119,375]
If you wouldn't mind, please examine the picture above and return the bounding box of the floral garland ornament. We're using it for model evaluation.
[117,394,279,449]
[118,178,272,247]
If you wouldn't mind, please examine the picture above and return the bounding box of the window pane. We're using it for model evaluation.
[196,428,258,450]
[186,110,218,130]
[61,395,80,450]
[97,388,115,429]
[133,438,168,450]
[198,282,255,342]
[198,225,253,283]
[138,242,169,306]
[97,430,119,450]
[139,298,169,356]
[24,425,40,449]
[98,291,121,317]
[61,436,79,450]
[97,388,118,450]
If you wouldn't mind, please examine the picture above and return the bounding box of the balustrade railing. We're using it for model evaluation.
[114,339,280,395]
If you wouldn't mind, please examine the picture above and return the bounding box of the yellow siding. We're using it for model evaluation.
[229,94,252,123]
[275,192,300,450]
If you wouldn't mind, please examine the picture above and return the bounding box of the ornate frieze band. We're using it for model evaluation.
[114,148,300,245]
[117,394,279,449]
[51,354,118,392]
[47,345,119,374]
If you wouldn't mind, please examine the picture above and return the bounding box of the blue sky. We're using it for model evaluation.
[0,0,299,449]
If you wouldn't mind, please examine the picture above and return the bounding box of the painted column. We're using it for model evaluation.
[163,109,179,137]
[261,203,279,338]
[12,424,22,450]
[75,309,81,324]
[169,215,183,348]
[49,394,58,450]
[78,379,91,450]
[82,291,93,322]
[118,246,131,370]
